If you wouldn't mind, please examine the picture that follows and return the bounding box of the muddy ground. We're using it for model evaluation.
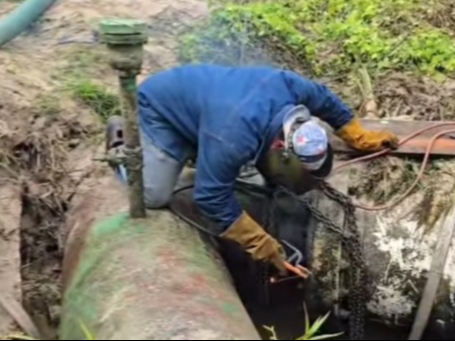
[1,0,455,339]
[0,0,207,338]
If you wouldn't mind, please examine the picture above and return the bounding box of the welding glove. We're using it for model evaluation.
[335,117,399,152]
[221,211,287,274]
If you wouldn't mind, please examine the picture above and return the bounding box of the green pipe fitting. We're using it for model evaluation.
[99,19,148,74]
[99,19,148,218]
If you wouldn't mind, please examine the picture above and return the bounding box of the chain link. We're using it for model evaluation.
[318,181,367,340]
[274,181,367,340]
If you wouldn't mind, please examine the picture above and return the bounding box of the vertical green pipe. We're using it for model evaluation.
[99,19,147,218]
[119,73,145,218]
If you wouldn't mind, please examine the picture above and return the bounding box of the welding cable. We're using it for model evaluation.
[170,183,281,237]
[169,184,219,237]
[331,122,455,211]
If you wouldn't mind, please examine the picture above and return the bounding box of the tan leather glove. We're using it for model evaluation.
[336,117,399,152]
[221,211,286,273]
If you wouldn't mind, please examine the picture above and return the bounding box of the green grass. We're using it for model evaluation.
[50,44,119,122]
[79,320,95,340]
[68,79,122,121]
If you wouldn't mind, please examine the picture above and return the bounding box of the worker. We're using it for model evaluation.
[106,63,398,274]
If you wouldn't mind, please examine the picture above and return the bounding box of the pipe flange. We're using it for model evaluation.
[99,19,147,74]
[99,19,148,46]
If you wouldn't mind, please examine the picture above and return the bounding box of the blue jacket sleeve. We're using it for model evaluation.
[284,71,354,130]
[193,131,247,232]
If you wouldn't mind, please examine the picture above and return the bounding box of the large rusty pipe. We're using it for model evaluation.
[59,209,260,340]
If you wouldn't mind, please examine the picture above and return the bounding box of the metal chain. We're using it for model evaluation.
[317,181,367,340]
[275,182,367,340]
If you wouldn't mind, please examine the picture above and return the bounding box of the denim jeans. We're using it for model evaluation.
[116,131,188,208]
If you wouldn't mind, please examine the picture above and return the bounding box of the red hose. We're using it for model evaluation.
[331,122,455,211]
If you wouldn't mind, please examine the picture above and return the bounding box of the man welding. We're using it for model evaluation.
[106,63,398,276]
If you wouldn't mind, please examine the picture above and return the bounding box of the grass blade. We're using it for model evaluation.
[79,320,95,340]
[306,332,344,340]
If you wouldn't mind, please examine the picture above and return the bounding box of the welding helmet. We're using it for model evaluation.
[256,105,333,194]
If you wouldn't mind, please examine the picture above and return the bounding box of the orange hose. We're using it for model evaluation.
[331,122,455,211]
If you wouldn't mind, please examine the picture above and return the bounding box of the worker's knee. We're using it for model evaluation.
[144,187,173,208]
[141,139,183,208]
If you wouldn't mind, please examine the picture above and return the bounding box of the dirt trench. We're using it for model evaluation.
[0,0,208,338]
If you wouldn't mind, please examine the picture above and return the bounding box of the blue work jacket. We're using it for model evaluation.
[138,64,353,231]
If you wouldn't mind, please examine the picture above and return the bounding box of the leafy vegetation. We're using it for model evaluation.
[264,306,343,340]
[180,0,455,78]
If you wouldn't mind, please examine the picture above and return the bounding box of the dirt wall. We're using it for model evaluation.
[0,0,208,336]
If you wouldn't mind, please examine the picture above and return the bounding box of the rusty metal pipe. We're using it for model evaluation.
[59,209,260,340]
